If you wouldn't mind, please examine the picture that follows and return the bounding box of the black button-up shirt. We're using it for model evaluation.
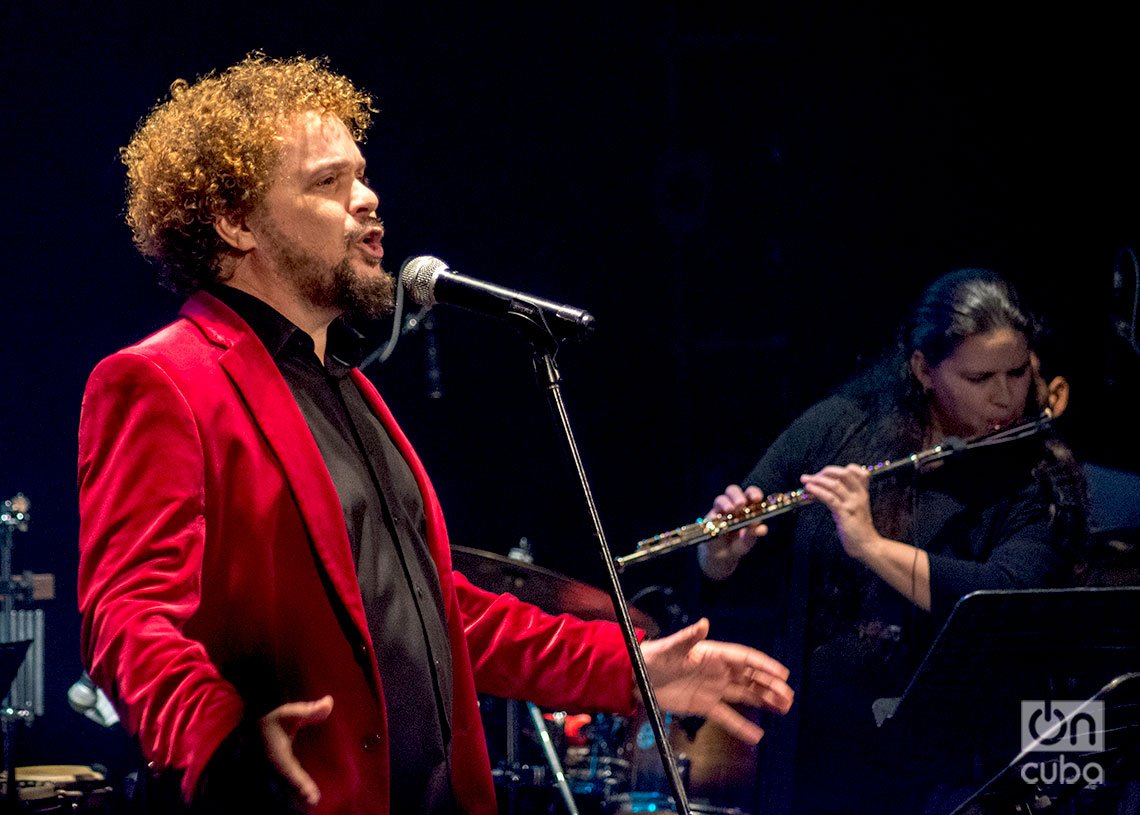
[210,286,455,815]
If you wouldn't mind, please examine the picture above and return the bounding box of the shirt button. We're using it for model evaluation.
[361,733,383,752]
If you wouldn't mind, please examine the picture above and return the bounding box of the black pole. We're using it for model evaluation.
[1,521,15,813]
[529,347,691,815]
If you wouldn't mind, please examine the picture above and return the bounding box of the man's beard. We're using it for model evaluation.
[321,255,395,320]
[266,220,395,319]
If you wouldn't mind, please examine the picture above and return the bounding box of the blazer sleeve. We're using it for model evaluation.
[453,571,640,715]
[77,351,244,801]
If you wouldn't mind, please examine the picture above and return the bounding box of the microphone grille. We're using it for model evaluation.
[401,255,450,307]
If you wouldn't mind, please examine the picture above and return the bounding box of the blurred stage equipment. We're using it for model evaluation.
[451,544,659,637]
[1,493,55,810]
[460,542,672,814]
[6,765,114,813]
[67,672,119,729]
[461,544,753,813]
[1,494,48,719]
[1,639,32,811]
[460,541,632,815]
[1,493,118,811]
[1112,245,1140,355]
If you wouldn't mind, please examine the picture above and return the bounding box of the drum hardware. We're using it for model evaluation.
[2,493,38,813]
[3,494,84,814]
[562,713,630,810]
[490,709,570,815]
[527,701,580,815]
[450,545,660,637]
[490,761,548,789]
[462,541,669,814]
[609,791,749,815]
[621,710,759,815]
[496,542,579,815]
[1,495,45,722]
[0,765,114,813]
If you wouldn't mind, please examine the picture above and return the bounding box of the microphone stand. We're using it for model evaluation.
[508,310,692,815]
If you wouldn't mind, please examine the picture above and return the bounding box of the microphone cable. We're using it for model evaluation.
[360,256,432,371]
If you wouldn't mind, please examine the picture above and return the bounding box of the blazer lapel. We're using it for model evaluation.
[183,293,372,643]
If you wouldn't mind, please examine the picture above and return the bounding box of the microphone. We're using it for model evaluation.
[401,256,596,342]
[67,671,120,728]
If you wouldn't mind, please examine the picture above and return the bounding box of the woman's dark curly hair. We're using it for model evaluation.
[121,53,374,294]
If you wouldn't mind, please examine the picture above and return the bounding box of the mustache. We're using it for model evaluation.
[345,218,384,246]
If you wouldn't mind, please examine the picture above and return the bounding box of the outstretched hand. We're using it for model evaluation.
[259,695,334,810]
[641,618,793,743]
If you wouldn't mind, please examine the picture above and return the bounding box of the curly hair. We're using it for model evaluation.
[121,53,374,294]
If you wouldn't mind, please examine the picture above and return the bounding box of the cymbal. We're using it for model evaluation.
[451,546,659,638]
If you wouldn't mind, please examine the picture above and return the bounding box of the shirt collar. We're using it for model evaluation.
[207,284,365,372]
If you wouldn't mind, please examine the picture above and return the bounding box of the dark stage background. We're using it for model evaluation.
[2,0,1139,787]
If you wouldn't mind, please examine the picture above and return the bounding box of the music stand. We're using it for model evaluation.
[1,639,33,812]
[948,672,1140,814]
[875,587,1140,814]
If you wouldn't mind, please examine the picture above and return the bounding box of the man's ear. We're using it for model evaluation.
[1046,375,1070,418]
[910,350,933,390]
[214,213,257,252]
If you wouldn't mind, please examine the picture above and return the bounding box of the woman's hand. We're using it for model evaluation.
[799,465,883,562]
[697,484,768,580]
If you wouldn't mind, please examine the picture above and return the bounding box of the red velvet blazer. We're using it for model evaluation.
[77,291,636,815]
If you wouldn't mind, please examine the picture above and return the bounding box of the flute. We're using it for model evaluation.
[614,413,1051,571]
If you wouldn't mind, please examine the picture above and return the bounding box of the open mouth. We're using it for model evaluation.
[358,228,384,259]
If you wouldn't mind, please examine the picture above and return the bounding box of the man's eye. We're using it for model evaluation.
[316,176,337,187]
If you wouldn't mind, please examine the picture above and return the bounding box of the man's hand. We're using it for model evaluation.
[259,695,334,809]
[641,618,793,744]
[697,484,768,580]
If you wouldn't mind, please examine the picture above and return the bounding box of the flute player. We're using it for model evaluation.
[699,268,1088,814]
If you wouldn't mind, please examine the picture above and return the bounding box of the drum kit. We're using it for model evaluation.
[0,766,113,813]
[453,545,756,815]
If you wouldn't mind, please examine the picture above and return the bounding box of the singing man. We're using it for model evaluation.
[77,54,794,815]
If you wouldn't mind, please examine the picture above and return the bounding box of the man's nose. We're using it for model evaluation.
[351,178,379,216]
